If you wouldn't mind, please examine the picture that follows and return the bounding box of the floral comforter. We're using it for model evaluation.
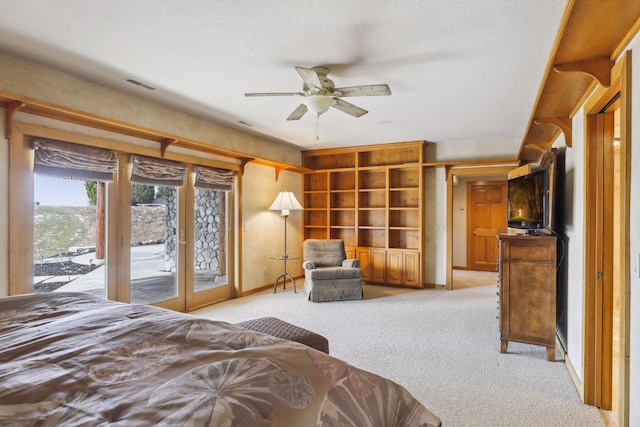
[0,292,440,426]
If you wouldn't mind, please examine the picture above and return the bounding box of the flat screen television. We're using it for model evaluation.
[507,169,549,230]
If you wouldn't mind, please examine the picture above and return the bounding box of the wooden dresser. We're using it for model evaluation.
[498,233,557,361]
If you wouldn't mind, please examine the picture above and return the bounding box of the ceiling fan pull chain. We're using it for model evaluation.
[315,114,320,148]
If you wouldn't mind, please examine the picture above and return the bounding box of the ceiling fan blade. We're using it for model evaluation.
[295,67,323,90]
[287,104,308,121]
[332,98,368,117]
[335,84,391,97]
[244,92,301,97]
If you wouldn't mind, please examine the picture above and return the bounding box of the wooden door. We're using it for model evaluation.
[585,107,616,409]
[467,182,507,271]
[582,53,630,426]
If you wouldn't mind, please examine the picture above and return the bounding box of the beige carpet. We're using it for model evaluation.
[452,268,499,289]
[192,281,604,426]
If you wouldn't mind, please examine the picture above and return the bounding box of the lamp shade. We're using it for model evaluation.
[302,95,336,115]
[269,191,303,215]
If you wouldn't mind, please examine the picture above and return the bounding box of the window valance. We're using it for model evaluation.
[194,166,235,191]
[130,155,187,187]
[32,138,117,181]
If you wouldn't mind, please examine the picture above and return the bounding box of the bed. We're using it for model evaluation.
[0,292,440,426]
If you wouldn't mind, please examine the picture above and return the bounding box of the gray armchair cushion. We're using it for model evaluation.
[303,239,346,267]
[307,267,361,280]
[342,259,360,268]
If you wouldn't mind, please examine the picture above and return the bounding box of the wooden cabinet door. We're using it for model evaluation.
[356,249,371,281]
[403,251,421,287]
[387,251,403,284]
[370,249,386,282]
[345,247,356,260]
[503,259,555,343]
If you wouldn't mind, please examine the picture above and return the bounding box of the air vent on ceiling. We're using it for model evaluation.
[124,78,157,91]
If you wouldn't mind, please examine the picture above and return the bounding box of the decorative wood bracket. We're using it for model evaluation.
[554,56,614,88]
[5,101,26,139]
[160,138,177,157]
[239,158,253,176]
[275,166,291,181]
[533,115,572,147]
[523,143,547,154]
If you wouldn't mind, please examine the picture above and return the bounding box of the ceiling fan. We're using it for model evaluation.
[245,66,391,120]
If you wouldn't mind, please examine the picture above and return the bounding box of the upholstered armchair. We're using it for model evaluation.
[302,239,363,302]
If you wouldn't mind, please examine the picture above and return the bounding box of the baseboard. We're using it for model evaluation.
[422,283,446,289]
[598,409,617,427]
[240,275,304,297]
[557,337,584,402]
[240,284,272,297]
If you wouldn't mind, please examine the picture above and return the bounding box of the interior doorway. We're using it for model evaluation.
[582,51,630,425]
[584,95,620,412]
[447,167,515,290]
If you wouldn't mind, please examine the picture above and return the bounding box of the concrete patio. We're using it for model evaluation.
[37,244,227,304]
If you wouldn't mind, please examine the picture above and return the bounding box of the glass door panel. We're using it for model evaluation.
[193,187,228,291]
[130,184,179,304]
[187,187,231,310]
[33,175,107,298]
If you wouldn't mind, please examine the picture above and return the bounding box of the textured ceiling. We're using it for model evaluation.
[0,0,567,153]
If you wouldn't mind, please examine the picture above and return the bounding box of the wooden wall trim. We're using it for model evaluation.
[518,1,640,162]
[1,90,307,174]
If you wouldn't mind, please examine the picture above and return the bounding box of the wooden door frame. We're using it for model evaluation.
[582,51,630,425]
[466,180,507,272]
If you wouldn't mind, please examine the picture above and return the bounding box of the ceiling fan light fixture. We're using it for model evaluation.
[303,95,336,115]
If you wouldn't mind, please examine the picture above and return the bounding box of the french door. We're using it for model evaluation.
[113,160,232,312]
[9,125,234,311]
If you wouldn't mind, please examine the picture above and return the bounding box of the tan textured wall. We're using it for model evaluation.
[423,167,444,286]
[434,136,520,162]
[240,163,302,294]
[0,51,302,297]
[0,51,301,165]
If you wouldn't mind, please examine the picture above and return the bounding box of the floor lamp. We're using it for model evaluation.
[269,191,303,292]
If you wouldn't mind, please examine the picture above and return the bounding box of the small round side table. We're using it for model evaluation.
[270,256,299,293]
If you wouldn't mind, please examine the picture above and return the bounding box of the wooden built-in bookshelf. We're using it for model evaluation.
[302,141,424,288]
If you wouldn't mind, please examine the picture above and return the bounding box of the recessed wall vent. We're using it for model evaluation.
[124,78,157,91]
